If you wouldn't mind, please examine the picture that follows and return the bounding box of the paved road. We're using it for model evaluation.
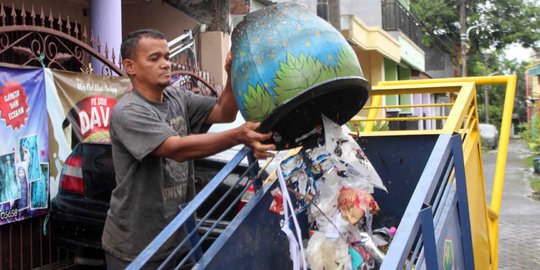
[483,138,540,269]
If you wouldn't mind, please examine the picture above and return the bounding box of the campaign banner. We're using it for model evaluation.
[46,69,130,198]
[0,66,49,225]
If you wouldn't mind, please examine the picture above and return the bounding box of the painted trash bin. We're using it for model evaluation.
[231,2,370,149]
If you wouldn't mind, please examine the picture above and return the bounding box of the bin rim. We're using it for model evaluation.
[259,76,370,149]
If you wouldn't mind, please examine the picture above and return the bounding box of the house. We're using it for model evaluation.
[526,49,540,123]
[270,0,448,130]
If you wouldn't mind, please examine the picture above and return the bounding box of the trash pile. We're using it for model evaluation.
[270,116,395,270]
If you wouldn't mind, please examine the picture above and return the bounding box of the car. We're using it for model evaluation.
[49,140,264,267]
[479,123,499,149]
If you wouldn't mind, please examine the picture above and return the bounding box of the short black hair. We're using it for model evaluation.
[121,29,165,60]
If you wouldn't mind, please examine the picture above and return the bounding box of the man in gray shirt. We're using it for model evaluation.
[102,29,275,269]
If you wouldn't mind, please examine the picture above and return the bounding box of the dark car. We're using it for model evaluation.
[50,142,260,266]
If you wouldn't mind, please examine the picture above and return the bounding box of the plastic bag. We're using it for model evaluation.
[322,115,386,192]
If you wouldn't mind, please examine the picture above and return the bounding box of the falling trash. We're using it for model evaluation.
[270,115,393,270]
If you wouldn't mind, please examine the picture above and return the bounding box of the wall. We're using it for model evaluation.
[425,46,455,78]
[356,50,385,119]
[6,0,198,51]
[398,65,412,114]
[340,0,382,27]
[279,0,384,28]
[121,1,198,43]
[384,58,398,107]
[200,31,230,85]
[357,50,384,86]
[7,0,90,30]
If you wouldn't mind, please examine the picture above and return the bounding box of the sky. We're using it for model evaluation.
[504,43,535,63]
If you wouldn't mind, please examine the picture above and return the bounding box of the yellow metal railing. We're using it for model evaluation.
[350,75,516,270]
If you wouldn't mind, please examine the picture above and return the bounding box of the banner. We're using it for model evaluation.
[0,66,49,225]
[46,70,130,198]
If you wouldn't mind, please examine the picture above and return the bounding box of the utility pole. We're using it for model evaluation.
[483,54,489,123]
[328,0,341,30]
[317,0,329,21]
[460,0,467,77]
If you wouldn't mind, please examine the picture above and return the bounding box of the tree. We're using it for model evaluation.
[411,0,540,76]
[461,52,527,131]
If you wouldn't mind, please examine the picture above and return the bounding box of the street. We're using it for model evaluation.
[483,138,540,269]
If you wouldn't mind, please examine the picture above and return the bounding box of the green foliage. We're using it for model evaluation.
[525,154,540,197]
[411,0,461,50]
[474,56,528,134]
[523,116,540,153]
[242,48,363,120]
[272,52,335,104]
[411,0,540,73]
[501,59,528,124]
[243,83,277,122]
[531,177,540,194]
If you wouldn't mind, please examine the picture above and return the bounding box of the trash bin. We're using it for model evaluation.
[196,134,442,269]
[533,156,540,174]
[230,2,370,149]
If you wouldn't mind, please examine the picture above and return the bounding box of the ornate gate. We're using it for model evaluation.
[0,2,220,268]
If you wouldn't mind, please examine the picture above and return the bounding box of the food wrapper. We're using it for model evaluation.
[304,146,331,181]
[269,187,284,215]
[280,153,305,179]
[338,188,380,225]
[288,169,315,210]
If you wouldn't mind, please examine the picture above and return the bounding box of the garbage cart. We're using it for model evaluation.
[128,75,516,270]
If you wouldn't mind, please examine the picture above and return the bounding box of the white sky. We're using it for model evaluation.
[504,43,534,63]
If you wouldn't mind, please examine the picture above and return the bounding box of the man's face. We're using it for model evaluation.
[128,37,171,90]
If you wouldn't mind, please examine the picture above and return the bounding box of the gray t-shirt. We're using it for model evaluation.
[102,86,216,261]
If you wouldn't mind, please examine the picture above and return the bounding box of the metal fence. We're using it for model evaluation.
[0,1,222,269]
[382,0,422,46]
[0,215,75,269]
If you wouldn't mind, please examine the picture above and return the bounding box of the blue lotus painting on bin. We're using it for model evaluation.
[231,3,364,122]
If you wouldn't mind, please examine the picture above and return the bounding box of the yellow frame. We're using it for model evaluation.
[350,75,516,270]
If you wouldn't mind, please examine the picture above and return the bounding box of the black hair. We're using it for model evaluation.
[121,29,165,60]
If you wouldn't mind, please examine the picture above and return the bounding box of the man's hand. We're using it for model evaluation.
[236,121,276,159]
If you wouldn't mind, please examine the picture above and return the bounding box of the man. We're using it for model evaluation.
[102,29,275,269]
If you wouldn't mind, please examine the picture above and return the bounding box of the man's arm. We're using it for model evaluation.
[152,122,275,161]
[204,52,237,124]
